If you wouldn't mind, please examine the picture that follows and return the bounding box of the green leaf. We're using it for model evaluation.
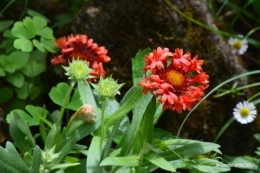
[6,105,48,126]
[20,59,46,77]
[11,22,29,39]
[0,142,30,173]
[131,48,151,85]
[143,150,176,172]
[0,67,6,76]
[13,38,33,52]
[78,80,97,111]
[8,51,30,69]
[41,37,59,53]
[14,82,29,99]
[31,146,42,173]
[54,115,101,165]
[120,92,153,156]
[33,16,47,31]
[49,82,82,111]
[13,111,35,147]
[37,27,54,39]
[7,72,25,88]
[100,156,139,167]
[27,9,50,22]
[190,158,231,172]
[0,20,14,32]
[22,17,37,38]
[87,136,106,173]
[9,115,31,153]
[45,125,58,149]
[32,39,45,52]
[0,87,13,104]
[104,85,143,129]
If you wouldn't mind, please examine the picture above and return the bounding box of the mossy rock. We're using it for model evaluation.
[66,0,258,156]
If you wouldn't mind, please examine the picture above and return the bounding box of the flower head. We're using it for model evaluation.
[63,58,93,83]
[228,34,248,55]
[91,75,124,102]
[76,104,96,123]
[51,34,110,82]
[233,101,257,124]
[139,47,209,113]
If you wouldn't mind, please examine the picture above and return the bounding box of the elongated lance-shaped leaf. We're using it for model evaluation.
[120,92,153,156]
[31,146,42,173]
[45,124,58,149]
[100,156,140,167]
[143,150,176,172]
[131,48,151,86]
[13,111,35,148]
[0,142,30,173]
[87,136,106,173]
[133,95,155,154]
[78,80,97,110]
[104,85,143,129]
[9,115,31,153]
[142,142,221,166]
[53,114,101,165]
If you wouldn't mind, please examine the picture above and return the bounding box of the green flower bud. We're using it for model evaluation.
[63,58,93,83]
[91,75,124,101]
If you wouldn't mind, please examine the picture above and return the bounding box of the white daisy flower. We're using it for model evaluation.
[233,101,257,124]
[228,34,248,55]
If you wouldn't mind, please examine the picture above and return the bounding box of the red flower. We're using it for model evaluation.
[139,47,209,113]
[51,34,110,82]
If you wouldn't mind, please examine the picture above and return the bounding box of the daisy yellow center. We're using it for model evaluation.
[166,70,184,87]
[240,107,250,117]
[233,40,242,49]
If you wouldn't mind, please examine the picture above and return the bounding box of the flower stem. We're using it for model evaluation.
[101,99,108,140]
[213,117,235,143]
[57,83,75,127]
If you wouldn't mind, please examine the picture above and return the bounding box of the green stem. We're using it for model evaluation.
[248,92,260,102]
[0,0,16,17]
[213,117,235,143]
[245,26,260,39]
[66,110,80,133]
[57,82,75,127]
[19,0,28,20]
[101,99,108,140]
[164,0,237,38]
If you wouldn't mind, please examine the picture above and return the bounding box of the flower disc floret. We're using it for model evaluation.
[51,34,110,82]
[139,47,209,113]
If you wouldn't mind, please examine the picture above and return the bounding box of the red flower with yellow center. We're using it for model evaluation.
[51,34,110,82]
[139,47,209,113]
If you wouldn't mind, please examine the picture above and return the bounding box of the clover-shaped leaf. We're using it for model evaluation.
[33,16,47,31]
[13,38,33,52]
[37,27,54,39]
[7,72,25,88]
[6,105,48,126]
[49,82,82,111]
[32,39,45,52]
[41,37,59,53]
[11,17,36,39]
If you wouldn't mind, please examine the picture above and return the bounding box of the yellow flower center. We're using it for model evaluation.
[166,70,184,87]
[240,107,250,117]
[233,40,242,49]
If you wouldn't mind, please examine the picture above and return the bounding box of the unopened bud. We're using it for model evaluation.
[76,104,96,123]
